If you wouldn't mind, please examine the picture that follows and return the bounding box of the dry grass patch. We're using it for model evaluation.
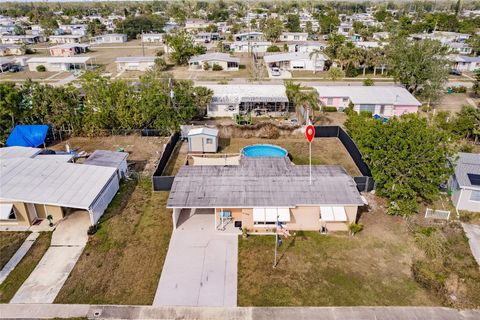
[0,232,29,270]
[219,137,361,176]
[55,178,172,305]
[0,232,51,303]
[238,198,439,306]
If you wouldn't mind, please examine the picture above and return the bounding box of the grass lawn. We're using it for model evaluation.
[237,200,440,306]
[55,177,173,305]
[219,137,361,176]
[0,232,51,303]
[0,232,29,270]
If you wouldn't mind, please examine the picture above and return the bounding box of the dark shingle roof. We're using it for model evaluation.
[167,157,363,208]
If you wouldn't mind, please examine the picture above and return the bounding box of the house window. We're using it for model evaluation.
[0,204,16,220]
[294,35,299,40]
[379,105,385,114]
[359,105,376,113]
[205,138,213,144]
[327,97,334,105]
[471,190,480,202]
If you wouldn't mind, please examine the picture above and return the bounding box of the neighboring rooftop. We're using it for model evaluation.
[204,84,289,104]
[453,152,480,190]
[167,157,363,208]
[189,52,240,63]
[84,150,128,170]
[314,85,421,106]
[264,52,328,63]
[27,56,91,64]
[115,56,156,63]
[0,146,41,159]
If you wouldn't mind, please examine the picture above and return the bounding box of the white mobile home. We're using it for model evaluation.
[280,32,308,42]
[27,56,92,72]
[141,33,164,43]
[115,56,156,72]
[92,33,127,44]
[264,52,328,72]
[231,41,272,53]
[49,35,87,44]
[288,41,325,53]
[189,53,239,71]
[450,153,480,213]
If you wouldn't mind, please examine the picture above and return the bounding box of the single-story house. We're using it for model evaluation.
[141,33,164,43]
[449,152,480,213]
[448,42,473,55]
[288,41,325,53]
[27,56,92,72]
[187,127,219,153]
[314,85,421,117]
[204,84,291,117]
[188,53,239,71]
[0,44,25,56]
[373,32,390,40]
[194,32,220,42]
[49,35,87,44]
[167,156,364,232]
[234,31,265,42]
[337,23,353,36]
[115,56,156,72]
[280,32,308,42]
[230,41,272,53]
[354,41,382,49]
[0,146,121,226]
[92,33,127,44]
[449,55,480,72]
[264,52,328,72]
[0,35,42,45]
[49,43,89,57]
[185,19,209,31]
[84,150,129,179]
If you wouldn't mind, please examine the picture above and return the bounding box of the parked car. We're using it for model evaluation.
[8,65,21,72]
[271,67,281,76]
[449,69,462,76]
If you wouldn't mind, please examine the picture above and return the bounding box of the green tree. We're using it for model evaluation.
[345,114,454,216]
[87,18,106,37]
[0,82,24,143]
[318,11,340,35]
[165,31,204,65]
[286,14,301,32]
[467,35,480,56]
[115,15,165,39]
[387,38,449,102]
[328,67,345,80]
[309,49,324,74]
[263,18,283,43]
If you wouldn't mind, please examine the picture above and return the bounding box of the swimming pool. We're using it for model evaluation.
[242,144,288,157]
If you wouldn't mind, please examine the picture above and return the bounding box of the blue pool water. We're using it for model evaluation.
[242,144,288,157]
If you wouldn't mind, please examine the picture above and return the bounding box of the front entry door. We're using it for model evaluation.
[26,203,38,224]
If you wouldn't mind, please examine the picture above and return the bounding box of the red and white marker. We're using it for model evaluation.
[305,124,315,142]
[305,124,315,185]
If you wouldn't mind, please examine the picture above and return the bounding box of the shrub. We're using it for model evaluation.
[212,64,223,71]
[452,86,467,93]
[412,259,447,294]
[25,48,35,54]
[87,225,98,235]
[154,57,168,71]
[328,67,345,80]
[322,106,338,112]
[414,228,447,259]
[348,222,363,236]
[345,64,358,77]
[363,78,374,86]
[36,65,46,72]
[359,111,373,118]
[266,45,281,52]
[203,61,209,71]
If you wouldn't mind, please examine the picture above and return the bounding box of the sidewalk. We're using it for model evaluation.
[0,233,39,285]
[0,304,479,320]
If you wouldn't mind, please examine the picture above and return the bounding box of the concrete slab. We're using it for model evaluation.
[51,211,89,246]
[462,223,480,265]
[0,232,39,285]
[10,246,84,303]
[153,211,238,307]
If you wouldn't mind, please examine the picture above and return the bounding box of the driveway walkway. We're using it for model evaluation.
[10,211,90,304]
[153,211,238,307]
[0,232,39,285]
[462,223,480,266]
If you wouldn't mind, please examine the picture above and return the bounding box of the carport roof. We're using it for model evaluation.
[0,157,116,210]
[167,157,363,208]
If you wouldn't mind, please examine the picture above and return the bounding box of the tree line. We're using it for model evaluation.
[345,106,480,217]
[0,71,213,144]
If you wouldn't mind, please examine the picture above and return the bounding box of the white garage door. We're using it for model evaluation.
[90,174,120,224]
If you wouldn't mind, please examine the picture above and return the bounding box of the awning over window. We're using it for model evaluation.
[320,206,347,222]
[0,203,13,220]
[253,207,291,222]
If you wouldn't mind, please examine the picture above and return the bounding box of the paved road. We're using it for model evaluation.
[1,304,479,320]
[10,212,89,303]
[153,210,238,307]
[462,223,480,265]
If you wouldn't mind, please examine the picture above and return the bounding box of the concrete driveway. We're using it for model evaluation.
[462,223,480,265]
[10,211,89,304]
[153,210,238,307]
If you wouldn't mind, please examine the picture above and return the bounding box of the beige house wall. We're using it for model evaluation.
[287,206,321,231]
[188,135,218,153]
[0,201,30,226]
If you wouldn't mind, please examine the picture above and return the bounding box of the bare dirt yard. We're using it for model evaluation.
[433,93,478,114]
[49,135,168,174]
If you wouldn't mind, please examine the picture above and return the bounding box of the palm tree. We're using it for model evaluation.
[309,49,324,74]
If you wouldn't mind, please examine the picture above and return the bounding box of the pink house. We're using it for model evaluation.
[314,86,421,117]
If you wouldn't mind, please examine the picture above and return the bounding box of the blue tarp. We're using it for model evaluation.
[6,125,49,147]
[373,114,388,123]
